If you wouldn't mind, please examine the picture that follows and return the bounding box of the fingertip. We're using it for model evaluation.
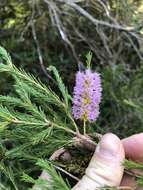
[95,133,125,161]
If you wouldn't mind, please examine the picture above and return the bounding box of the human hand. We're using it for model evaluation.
[73,133,143,190]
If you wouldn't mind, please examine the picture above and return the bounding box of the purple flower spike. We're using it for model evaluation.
[72,69,102,122]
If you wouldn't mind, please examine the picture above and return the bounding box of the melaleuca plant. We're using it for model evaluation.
[0,47,143,190]
[0,46,77,189]
[0,47,99,190]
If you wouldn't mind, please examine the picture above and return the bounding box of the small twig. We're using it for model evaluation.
[83,120,86,135]
[31,0,56,82]
[53,164,80,181]
[75,133,97,151]
[124,169,143,178]
[31,22,50,78]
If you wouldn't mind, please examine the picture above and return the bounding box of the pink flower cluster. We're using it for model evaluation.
[72,69,102,122]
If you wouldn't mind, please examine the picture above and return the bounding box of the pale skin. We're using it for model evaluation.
[37,133,143,190]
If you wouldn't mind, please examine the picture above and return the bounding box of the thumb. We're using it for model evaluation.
[72,133,125,190]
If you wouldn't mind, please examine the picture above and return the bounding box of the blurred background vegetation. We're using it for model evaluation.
[0,0,143,139]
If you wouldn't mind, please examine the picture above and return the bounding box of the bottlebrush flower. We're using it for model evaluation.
[72,69,102,122]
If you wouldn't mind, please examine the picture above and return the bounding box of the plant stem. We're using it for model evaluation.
[83,119,86,135]
[68,113,79,133]
[13,118,76,135]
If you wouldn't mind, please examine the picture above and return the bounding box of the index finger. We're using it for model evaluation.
[122,133,143,162]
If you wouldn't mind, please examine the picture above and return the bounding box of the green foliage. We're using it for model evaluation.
[124,160,143,189]
[0,47,76,189]
[124,159,143,170]
[0,161,18,190]
[22,159,70,190]
[47,65,71,107]
[0,46,12,66]
[86,51,92,69]
[97,64,143,137]
[36,159,70,190]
